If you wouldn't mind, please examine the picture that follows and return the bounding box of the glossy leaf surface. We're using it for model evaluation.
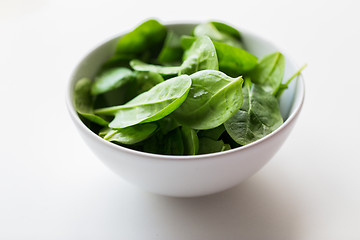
[95,75,192,128]
[174,70,243,130]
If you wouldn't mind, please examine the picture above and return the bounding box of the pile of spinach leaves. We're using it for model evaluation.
[74,19,304,155]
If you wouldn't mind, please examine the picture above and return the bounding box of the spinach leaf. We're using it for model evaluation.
[181,36,257,77]
[174,70,243,130]
[158,116,180,134]
[210,21,242,40]
[133,71,164,94]
[158,30,183,64]
[143,133,163,154]
[224,78,283,145]
[179,35,218,74]
[99,53,135,70]
[116,19,167,58]
[181,125,199,155]
[250,52,285,95]
[180,35,195,49]
[93,70,163,109]
[194,22,243,48]
[91,67,134,95]
[95,75,192,128]
[214,41,258,77]
[74,78,109,126]
[99,123,158,145]
[197,124,225,140]
[144,127,185,155]
[163,127,185,155]
[130,59,180,76]
[198,137,230,154]
[276,64,307,99]
[130,36,218,76]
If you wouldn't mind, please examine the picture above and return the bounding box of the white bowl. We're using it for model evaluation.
[66,23,305,197]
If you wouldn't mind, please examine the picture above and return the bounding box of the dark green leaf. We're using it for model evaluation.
[163,128,184,155]
[214,41,258,77]
[116,19,167,58]
[91,67,134,95]
[181,125,199,155]
[158,31,183,64]
[250,52,285,95]
[224,78,283,145]
[197,125,225,140]
[157,116,180,135]
[198,137,230,154]
[74,78,108,126]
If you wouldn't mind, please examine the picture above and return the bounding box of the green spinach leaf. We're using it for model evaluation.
[224,78,283,145]
[130,59,180,76]
[250,52,285,95]
[179,35,218,74]
[181,125,199,155]
[74,78,109,126]
[198,137,230,154]
[91,67,134,95]
[158,30,183,64]
[163,127,184,155]
[174,70,243,130]
[130,35,218,76]
[194,22,243,48]
[210,21,242,40]
[276,64,307,99]
[95,75,192,128]
[99,123,158,145]
[116,19,167,58]
[181,36,257,77]
[157,116,180,135]
[197,124,225,140]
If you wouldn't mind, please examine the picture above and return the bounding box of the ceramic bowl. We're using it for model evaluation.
[66,23,305,197]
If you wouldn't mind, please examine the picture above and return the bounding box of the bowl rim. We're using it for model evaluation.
[66,22,305,161]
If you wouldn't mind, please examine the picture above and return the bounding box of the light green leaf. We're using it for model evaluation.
[179,35,218,74]
[194,22,243,48]
[130,59,180,76]
[99,123,158,145]
[95,75,192,128]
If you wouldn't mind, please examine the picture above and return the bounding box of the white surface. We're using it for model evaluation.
[0,0,359,239]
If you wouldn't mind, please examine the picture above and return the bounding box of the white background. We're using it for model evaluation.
[1,0,360,239]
